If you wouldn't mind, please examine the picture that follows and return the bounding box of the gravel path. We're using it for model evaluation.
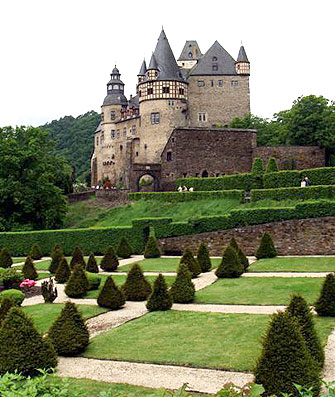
[323,329,335,382]
[173,303,286,315]
[57,357,253,394]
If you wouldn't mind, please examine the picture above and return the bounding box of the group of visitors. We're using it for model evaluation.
[300,176,311,187]
[177,186,194,192]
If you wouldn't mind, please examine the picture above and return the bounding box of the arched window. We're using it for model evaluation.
[188,52,192,58]
[212,56,217,62]
[202,170,209,178]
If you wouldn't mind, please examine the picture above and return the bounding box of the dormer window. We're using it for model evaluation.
[212,56,217,61]
[113,84,119,90]
[212,64,218,71]
[108,84,112,91]
[188,52,192,58]
[110,111,115,120]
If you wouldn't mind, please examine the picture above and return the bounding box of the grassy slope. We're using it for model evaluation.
[250,257,335,272]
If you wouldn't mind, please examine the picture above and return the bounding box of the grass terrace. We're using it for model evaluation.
[249,256,335,272]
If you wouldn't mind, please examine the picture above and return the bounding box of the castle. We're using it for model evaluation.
[91,29,325,191]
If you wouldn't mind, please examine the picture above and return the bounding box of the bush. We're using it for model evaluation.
[252,158,264,174]
[254,311,320,396]
[251,185,335,202]
[70,246,86,269]
[49,245,63,274]
[0,268,24,289]
[255,232,277,259]
[121,264,151,301]
[97,276,125,310]
[315,273,335,317]
[86,272,101,290]
[117,237,133,259]
[55,257,71,283]
[287,294,324,368]
[180,248,201,278]
[0,307,57,376]
[0,289,25,306]
[48,301,89,355]
[129,190,245,202]
[265,157,279,173]
[41,278,58,303]
[100,246,119,271]
[86,252,99,273]
[215,246,244,278]
[29,243,43,260]
[144,236,161,258]
[170,264,195,303]
[22,256,38,281]
[197,242,211,272]
[229,238,249,271]
[0,248,12,268]
[64,265,89,298]
[0,298,15,327]
[146,274,172,311]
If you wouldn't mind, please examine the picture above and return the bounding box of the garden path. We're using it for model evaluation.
[323,329,335,382]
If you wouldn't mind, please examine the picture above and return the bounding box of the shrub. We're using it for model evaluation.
[100,246,119,271]
[55,257,71,283]
[86,272,101,290]
[49,245,63,274]
[70,246,86,269]
[197,242,211,272]
[215,246,244,278]
[266,157,279,173]
[180,248,201,278]
[86,252,99,273]
[252,158,264,174]
[144,236,161,258]
[287,294,324,367]
[254,311,320,396]
[251,185,335,202]
[0,307,57,376]
[146,274,172,311]
[97,276,125,310]
[65,265,89,298]
[129,190,245,202]
[0,248,12,268]
[117,237,133,259]
[0,289,25,306]
[170,264,195,303]
[255,232,277,259]
[315,273,335,317]
[0,298,15,327]
[0,268,24,289]
[22,256,38,281]
[229,238,249,271]
[41,278,58,303]
[29,243,43,260]
[121,264,151,301]
[48,301,89,355]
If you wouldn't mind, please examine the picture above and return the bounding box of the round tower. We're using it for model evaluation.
[235,45,250,75]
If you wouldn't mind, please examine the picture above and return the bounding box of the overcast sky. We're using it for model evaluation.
[1,0,334,127]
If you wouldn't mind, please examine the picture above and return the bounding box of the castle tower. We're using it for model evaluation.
[235,45,250,75]
[177,40,202,69]
[137,59,147,83]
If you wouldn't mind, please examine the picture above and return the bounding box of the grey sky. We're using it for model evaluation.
[1,0,334,127]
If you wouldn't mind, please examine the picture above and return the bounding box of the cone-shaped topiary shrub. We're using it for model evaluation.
[29,244,43,260]
[0,307,57,376]
[117,237,133,259]
[170,264,195,303]
[252,157,264,174]
[100,247,119,272]
[315,273,335,317]
[121,264,152,301]
[215,246,244,278]
[287,294,324,368]
[266,157,279,173]
[64,265,89,298]
[146,274,172,311]
[49,245,63,274]
[0,248,12,269]
[144,236,161,258]
[55,257,71,284]
[254,311,320,397]
[22,256,38,281]
[48,302,89,356]
[180,248,201,278]
[229,238,249,271]
[197,242,211,272]
[70,246,86,269]
[86,253,99,273]
[97,276,125,310]
[255,232,277,259]
[0,298,15,327]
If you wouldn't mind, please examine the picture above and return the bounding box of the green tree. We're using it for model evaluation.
[49,245,63,274]
[229,238,249,271]
[170,264,195,303]
[180,248,201,278]
[251,158,264,174]
[266,157,279,173]
[70,246,86,269]
[100,247,119,271]
[0,248,12,269]
[255,233,277,259]
[146,274,172,312]
[117,237,133,259]
[0,298,16,327]
[197,242,212,272]
[55,257,71,284]
[315,273,335,317]
[64,265,89,298]
[29,244,43,260]
[86,253,99,273]
[22,256,38,281]
[97,276,125,310]
[215,245,244,278]
[144,236,161,258]
[121,264,152,301]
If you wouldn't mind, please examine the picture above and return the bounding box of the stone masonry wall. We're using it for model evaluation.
[159,217,335,256]
[253,146,325,170]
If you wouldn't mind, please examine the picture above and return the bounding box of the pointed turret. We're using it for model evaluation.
[138,59,147,83]
[236,45,250,75]
[177,40,202,69]
[103,65,128,106]
[147,53,158,80]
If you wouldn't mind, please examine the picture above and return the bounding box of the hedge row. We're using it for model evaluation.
[129,190,245,203]
[251,185,335,202]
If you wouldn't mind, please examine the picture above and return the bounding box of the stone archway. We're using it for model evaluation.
[130,163,161,192]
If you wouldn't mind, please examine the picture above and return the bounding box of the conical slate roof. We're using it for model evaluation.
[190,41,237,76]
[237,45,249,63]
[148,53,158,70]
[178,40,202,61]
[138,59,147,75]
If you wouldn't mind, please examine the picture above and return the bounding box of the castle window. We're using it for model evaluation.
[123,128,126,137]
[202,170,209,178]
[218,80,223,87]
[162,86,169,94]
[96,137,99,146]
[132,125,136,135]
[112,154,115,159]
[183,173,187,178]
[113,84,119,90]
[231,80,239,86]
[136,151,139,157]
[144,144,147,149]
[167,151,172,161]
[111,130,115,139]
[151,112,160,124]
[211,80,214,87]
[179,88,184,95]
[168,100,175,106]
[212,56,217,62]
[139,90,142,97]
[116,130,120,138]
[147,87,153,95]
[198,112,207,122]
[197,80,205,87]
[101,112,104,121]
[101,132,104,144]
[120,145,123,151]
[110,111,116,120]
[188,52,192,58]
[212,64,218,71]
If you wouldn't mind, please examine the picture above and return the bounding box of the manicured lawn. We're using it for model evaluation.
[12,257,26,264]
[15,259,51,271]
[23,304,108,333]
[120,257,221,273]
[37,272,51,280]
[195,277,325,305]
[83,310,334,371]
[250,257,335,272]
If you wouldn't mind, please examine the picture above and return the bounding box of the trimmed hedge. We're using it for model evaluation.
[129,190,245,202]
[251,185,335,202]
